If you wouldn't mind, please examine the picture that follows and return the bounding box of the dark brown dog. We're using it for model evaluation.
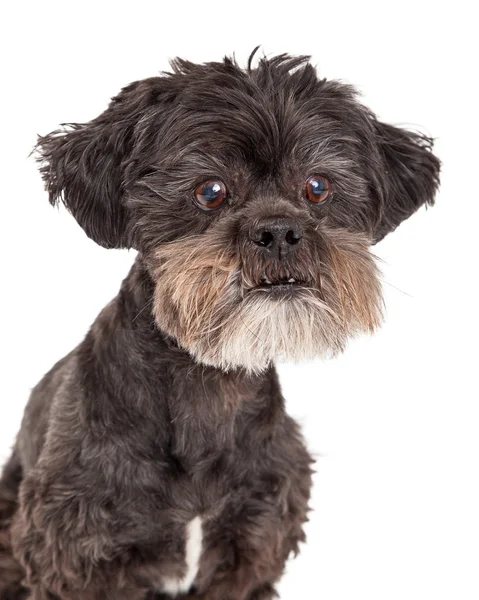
[0,52,440,600]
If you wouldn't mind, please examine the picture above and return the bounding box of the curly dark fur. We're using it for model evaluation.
[0,52,439,599]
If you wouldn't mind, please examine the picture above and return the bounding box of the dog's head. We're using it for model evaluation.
[37,53,440,372]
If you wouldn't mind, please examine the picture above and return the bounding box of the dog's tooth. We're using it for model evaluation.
[288,278,296,283]
[264,279,272,285]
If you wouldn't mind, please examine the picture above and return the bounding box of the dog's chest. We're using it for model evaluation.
[143,384,281,594]
[159,516,203,596]
[144,453,262,595]
[146,456,230,595]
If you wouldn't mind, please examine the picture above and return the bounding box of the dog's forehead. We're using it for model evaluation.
[154,64,366,174]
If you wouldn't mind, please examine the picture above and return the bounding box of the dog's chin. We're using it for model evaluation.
[184,288,348,373]
[154,282,381,374]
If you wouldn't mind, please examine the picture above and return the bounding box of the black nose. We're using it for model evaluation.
[250,217,303,258]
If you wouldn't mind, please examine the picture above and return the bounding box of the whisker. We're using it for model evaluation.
[132,299,153,323]
[381,279,413,297]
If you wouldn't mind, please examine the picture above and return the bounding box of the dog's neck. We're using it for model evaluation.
[78,255,284,467]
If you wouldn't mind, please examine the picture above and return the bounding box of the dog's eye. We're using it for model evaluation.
[303,175,333,204]
[194,180,228,210]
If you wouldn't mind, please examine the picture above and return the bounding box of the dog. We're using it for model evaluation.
[0,51,440,600]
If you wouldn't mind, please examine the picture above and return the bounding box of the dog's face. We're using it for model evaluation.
[37,54,440,372]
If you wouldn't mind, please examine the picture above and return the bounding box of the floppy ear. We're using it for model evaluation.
[371,121,440,243]
[36,78,165,248]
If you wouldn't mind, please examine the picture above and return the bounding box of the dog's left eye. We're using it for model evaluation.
[303,175,333,204]
[194,180,228,210]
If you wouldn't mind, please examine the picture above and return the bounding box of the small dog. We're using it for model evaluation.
[0,51,440,600]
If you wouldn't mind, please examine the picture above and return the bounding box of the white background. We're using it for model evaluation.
[1,1,478,599]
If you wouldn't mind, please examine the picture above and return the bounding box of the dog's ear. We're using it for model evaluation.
[371,120,440,243]
[36,78,167,248]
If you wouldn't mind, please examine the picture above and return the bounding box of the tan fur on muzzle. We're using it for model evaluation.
[152,225,383,373]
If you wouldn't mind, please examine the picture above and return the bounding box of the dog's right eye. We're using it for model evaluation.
[194,180,228,210]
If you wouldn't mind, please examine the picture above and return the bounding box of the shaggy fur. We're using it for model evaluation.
[0,51,440,600]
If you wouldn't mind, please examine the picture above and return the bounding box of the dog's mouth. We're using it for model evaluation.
[253,275,309,293]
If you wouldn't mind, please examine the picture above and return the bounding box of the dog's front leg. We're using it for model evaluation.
[147,581,278,600]
[24,585,147,600]
[10,471,150,600]
[20,584,59,600]
[23,585,148,600]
